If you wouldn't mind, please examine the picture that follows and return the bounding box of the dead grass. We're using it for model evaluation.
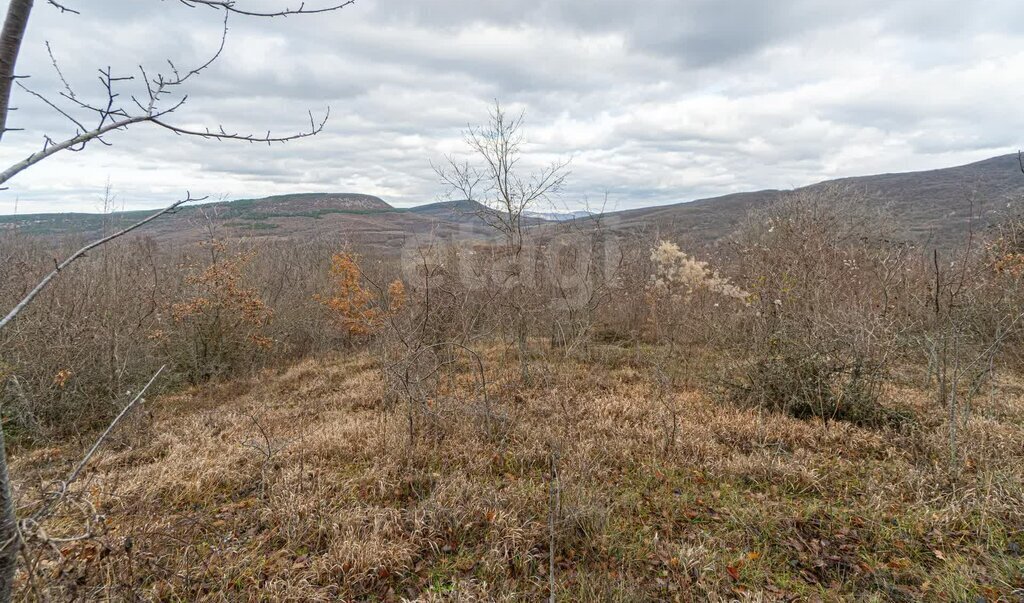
[10,347,1024,601]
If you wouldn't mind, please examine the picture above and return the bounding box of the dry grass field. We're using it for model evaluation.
[5,139,1024,602]
[12,345,1024,601]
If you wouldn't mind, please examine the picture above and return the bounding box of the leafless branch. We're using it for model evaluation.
[16,79,83,129]
[45,41,75,98]
[45,1,79,14]
[151,107,329,144]
[0,114,149,186]
[4,7,330,188]
[166,10,229,87]
[177,0,356,17]
[30,366,167,522]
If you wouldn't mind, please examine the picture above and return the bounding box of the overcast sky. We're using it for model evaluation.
[1,0,1023,214]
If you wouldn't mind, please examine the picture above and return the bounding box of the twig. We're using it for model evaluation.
[45,41,75,98]
[32,365,166,522]
[45,1,79,14]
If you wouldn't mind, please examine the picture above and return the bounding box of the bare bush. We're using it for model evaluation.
[0,236,168,439]
[156,239,274,384]
[721,187,910,427]
[0,233,345,439]
[918,207,1024,466]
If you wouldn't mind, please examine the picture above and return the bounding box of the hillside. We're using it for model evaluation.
[0,192,497,249]
[3,154,1024,249]
[14,348,1024,600]
[406,199,490,217]
[0,192,393,237]
[6,157,1024,601]
[601,154,1024,247]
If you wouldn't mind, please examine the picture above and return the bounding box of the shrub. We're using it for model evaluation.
[317,251,404,339]
[649,240,748,301]
[0,236,168,439]
[644,240,748,349]
[155,240,274,383]
[723,187,909,427]
[728,351,909,428]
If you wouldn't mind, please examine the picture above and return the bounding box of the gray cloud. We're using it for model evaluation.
[0,0,1022,214]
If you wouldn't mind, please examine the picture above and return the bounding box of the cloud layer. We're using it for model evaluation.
[1,0,1023,214]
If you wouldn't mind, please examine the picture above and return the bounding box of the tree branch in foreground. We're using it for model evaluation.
[177,0,356,17]
[0,0,34,143]
[28,365,167,523]
[0,192,205,331]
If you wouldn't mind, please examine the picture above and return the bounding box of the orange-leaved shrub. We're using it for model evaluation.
[317,252,405,339]
[154,240,274,383]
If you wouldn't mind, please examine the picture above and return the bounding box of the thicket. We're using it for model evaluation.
[2,187,1022,454]
[0,230,390,441]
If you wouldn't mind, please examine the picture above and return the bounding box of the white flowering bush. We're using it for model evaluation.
[643,241,749,349]
[650,241,748,301]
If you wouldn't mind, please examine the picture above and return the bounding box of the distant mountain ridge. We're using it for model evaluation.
[240,192,392,212]
[3,153,1023,248]
[405,199,488,216]
[601,153,1024,246]
[0,192,396,238]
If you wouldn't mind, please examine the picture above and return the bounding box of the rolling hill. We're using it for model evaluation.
[0,193,497,249]
[3,153,1023,250]
[599,153,1024,247]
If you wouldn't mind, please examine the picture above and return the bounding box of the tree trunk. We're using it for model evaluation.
[0,422,16,603]
[0,0,33,142]
[0,4,33,597]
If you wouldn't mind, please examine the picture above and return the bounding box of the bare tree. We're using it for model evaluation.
[0,1,352,599]
[434,102,570,380]
[435,102,569,253]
